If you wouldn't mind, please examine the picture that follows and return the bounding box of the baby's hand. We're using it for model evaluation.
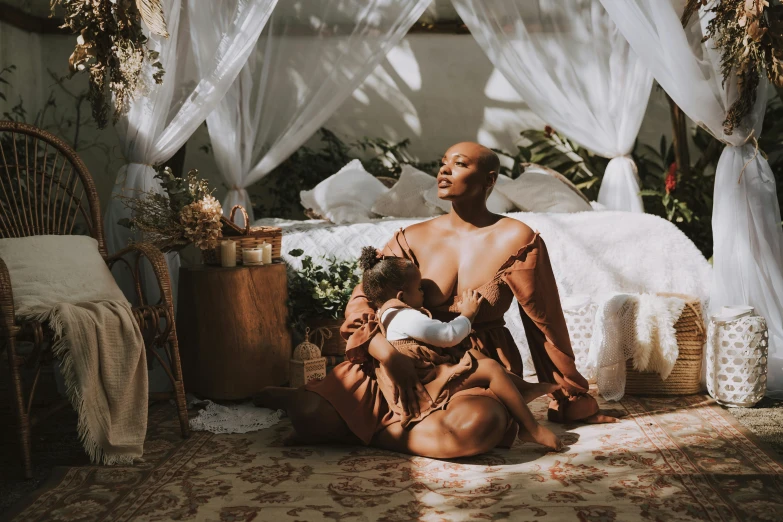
[458,289,484,321]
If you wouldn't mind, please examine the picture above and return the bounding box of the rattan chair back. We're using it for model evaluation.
[0,121,106,257]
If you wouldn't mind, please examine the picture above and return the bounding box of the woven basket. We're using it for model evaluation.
[203,205,282,266]
[625,293,706,396]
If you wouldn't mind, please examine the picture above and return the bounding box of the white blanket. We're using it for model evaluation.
[586,293,686,401]
[258,211,711,375]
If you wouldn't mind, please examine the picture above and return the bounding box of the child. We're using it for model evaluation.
[359,246,563,451]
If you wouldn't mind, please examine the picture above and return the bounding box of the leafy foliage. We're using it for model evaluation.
[492,127,609,201]
[251,129,439,219]
[286,248,362,334]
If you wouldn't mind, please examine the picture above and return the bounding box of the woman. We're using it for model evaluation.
[258,142,616,458]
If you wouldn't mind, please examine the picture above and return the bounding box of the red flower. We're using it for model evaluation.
[665,162,677,194]
[544,125,554,138]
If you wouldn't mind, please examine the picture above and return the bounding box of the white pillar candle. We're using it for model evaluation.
[243,248,263,265]
[220,240,237,267]
[261,242,273,264]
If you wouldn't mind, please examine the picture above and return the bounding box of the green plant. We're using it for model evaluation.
[493,127,608,200]
[286,248,362,334]
[251,129,439,219]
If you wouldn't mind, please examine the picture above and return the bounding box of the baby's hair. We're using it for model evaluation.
[359,246,415,307]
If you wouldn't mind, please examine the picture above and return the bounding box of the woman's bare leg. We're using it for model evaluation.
[373,396,509,458]
[455,359,562,451]
[470,350,558,403]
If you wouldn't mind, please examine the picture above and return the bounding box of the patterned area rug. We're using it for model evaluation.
[6,393,783,522]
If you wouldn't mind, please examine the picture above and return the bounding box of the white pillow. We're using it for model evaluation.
[371,165,440,218]
[423,174,517,214]
[0,235,127,316]
[300,159,389,224]
[497,167,592,213]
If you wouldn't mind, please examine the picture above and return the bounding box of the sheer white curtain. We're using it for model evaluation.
[599,0,783,396]
[195,0,432,225]
[103,0,277,298]
[452,0,652,212]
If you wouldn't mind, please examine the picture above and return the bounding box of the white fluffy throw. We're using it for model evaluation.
[586,293,686,401]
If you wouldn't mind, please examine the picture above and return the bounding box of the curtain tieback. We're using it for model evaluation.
[738,130,760,185]
[692,123,762,184]
[609,154,639,176]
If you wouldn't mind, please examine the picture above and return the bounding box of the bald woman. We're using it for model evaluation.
[258,142,616,458]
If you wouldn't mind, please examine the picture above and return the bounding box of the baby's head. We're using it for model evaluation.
[359,246,424,309]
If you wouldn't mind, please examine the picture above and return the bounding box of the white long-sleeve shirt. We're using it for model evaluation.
[381,307,472,348]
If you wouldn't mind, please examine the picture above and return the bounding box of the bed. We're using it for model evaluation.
[255,210,712,375]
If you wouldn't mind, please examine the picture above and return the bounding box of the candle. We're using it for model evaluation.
[243,248,263,265]
[220,240,236,267]
[261,242,273,265]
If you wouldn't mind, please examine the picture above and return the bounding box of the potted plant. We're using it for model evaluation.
[287,249,362,356]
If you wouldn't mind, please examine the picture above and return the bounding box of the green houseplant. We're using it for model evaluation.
[286,249,362,355]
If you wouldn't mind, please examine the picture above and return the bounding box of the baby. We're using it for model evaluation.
[359,246,563,451]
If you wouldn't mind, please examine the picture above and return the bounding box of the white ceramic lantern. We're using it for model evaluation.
[706,306,768,407]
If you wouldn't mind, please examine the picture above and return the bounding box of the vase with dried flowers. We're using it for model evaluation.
[117,167,222,252]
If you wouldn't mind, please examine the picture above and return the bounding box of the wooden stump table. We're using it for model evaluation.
[177,263,291,400]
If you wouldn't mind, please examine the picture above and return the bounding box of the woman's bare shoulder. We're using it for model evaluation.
[495,217,536,245]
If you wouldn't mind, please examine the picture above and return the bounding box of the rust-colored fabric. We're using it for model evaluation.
[374,298,478,430]
[307,227,598,444]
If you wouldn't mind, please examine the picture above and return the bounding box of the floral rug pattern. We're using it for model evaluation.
[7,394,783,521]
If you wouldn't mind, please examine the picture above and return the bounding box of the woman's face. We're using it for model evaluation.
[437,143,496,202]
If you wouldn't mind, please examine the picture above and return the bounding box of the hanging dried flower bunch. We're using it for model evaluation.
[51,0,169,129]
[683,0,783,135]
[118,168,223,251]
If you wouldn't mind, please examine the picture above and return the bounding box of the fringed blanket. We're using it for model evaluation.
[1,235,148,464]
[586,293,686,401]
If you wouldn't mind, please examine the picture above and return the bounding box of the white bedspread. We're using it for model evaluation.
[257,211,711,375]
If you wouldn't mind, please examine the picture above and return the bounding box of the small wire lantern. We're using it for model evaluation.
[706,306,768,407]
[289,328,327,388]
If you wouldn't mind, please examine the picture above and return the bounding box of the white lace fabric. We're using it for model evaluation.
[188,397,284,434]
[587,294,685,401]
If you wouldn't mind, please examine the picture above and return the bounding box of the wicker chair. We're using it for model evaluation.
[0,121,189,478]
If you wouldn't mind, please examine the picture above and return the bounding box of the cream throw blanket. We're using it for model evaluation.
[0,235,147,465]
[586,293,686,401]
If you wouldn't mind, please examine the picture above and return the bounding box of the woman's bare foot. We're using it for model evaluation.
[520,383,562,404]
[518,425,563,451]
[253,386,297,410]
[584,412,620,424]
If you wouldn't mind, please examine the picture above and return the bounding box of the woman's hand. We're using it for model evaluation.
[458,289,484,321]
[368,334,432,417]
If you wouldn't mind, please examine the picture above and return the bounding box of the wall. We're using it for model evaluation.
[0,23,676,218]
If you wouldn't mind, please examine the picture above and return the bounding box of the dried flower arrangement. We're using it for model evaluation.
[117,167,223,251]
[682,0,783,134]
[51,0,168,129]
